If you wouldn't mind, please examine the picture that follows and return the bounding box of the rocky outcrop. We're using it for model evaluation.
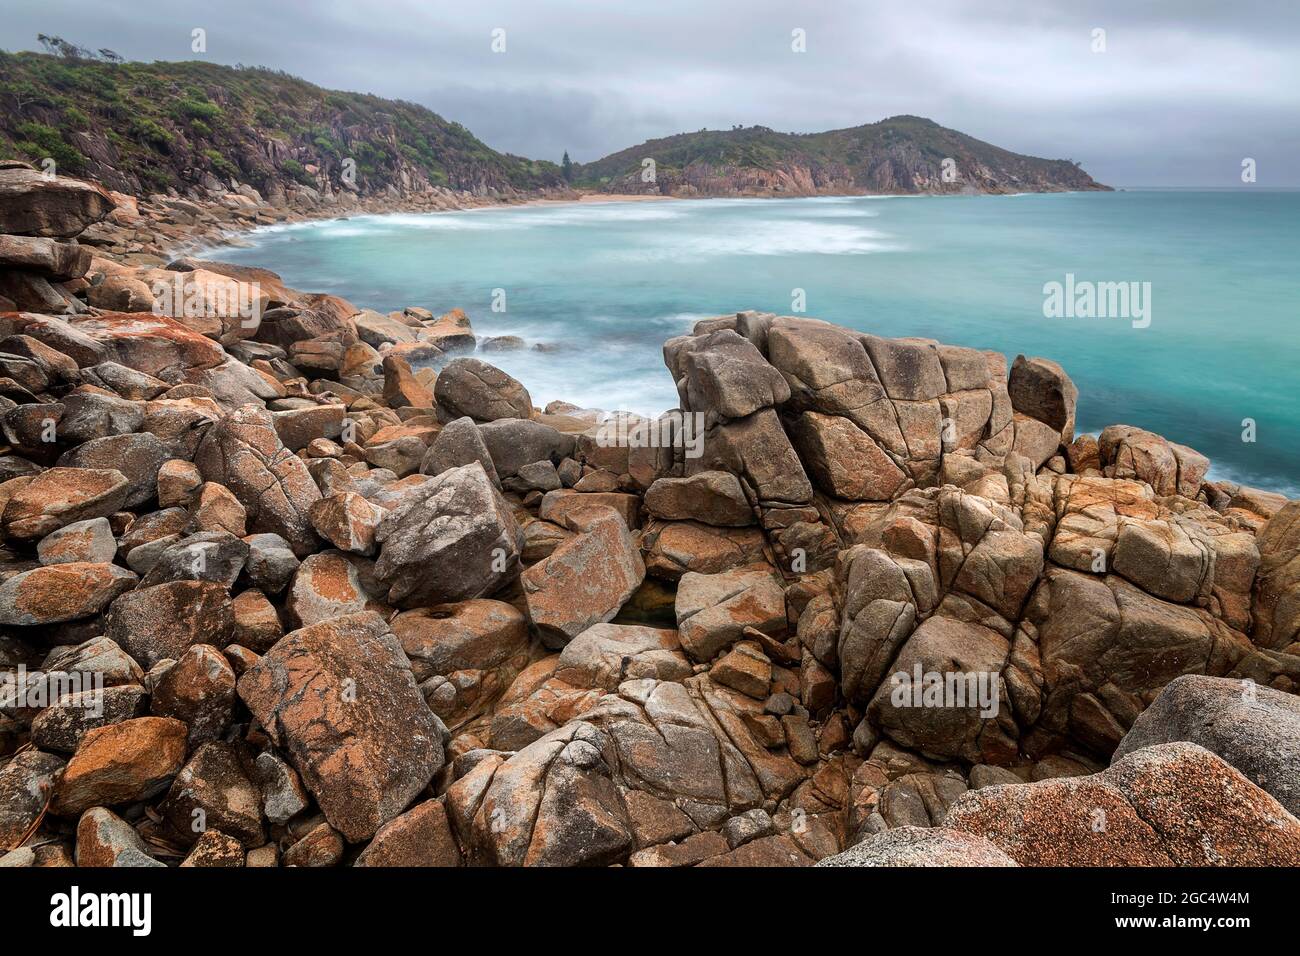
[1,165,1294,870]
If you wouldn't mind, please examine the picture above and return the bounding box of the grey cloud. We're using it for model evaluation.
[2,0,1298,184]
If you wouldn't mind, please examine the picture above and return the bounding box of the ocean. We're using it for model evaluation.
[210,189,1300,495]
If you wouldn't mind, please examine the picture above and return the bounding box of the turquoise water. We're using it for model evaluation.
[212,190,1300,495]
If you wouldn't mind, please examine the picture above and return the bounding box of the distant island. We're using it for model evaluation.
[0,49,1107,204]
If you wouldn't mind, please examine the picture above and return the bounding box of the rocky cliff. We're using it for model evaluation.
[0,51,565,202]
[574,116,1110,196]
[2,167,1298,870]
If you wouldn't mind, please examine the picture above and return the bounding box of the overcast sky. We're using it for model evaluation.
[4,0,1298,186]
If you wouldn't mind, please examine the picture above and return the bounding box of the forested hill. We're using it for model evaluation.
[0,50,564,199]
[571,115,1109,196]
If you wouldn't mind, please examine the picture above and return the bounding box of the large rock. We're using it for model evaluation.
[374,463,521,608]
[420,416,499,485]
[354,799,462,867]
[105,580,234,668]
[1113,675,1300,817]
[789,410,907,501]
[817,826,1017,867]
[237,612,445,841]
[0,751,65,846]
[521,507,646,648]
[866,616,1013,765]
[1,467,130,541]
[478,419,574,476]
[434,358,532,422]
[1099,425,1209,498]
[1007,355,1078,442]
[159,741,264,848]
[285,550,386,627]
[57,432,171,508]
[50,717,188,817]
[675,569,786,662]
[0,234,92,279]
[1251,500,1300,650]
[676,329,790,418]
[0,167,116,238]
[944,742,1300,865]
[390,599,529,681]
[643,471,753,526]
[195,403,322,556]
[554,623,693,690]
[0,561,136,626]
[688,408,813,506]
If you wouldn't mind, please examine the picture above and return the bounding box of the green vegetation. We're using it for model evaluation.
[570,117,1100,192]
[0,47,563,196]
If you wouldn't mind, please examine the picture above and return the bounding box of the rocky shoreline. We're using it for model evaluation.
[1,163,1299,868]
